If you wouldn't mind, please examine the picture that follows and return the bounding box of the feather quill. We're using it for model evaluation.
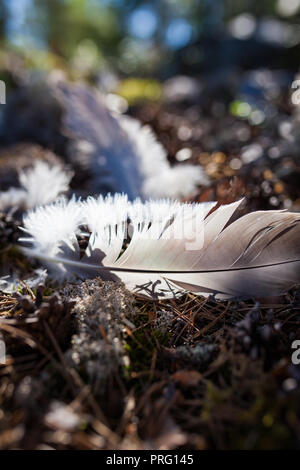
[20,195,300,300]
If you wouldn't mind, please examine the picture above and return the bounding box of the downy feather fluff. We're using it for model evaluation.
[0,161,73,211]
[53,81,208,200]
[117,115,209,199]
[20,195,300,300]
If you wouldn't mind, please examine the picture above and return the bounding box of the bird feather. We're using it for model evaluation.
[53,81,208,200]
[0,161,73,211]
[19,195,300,300]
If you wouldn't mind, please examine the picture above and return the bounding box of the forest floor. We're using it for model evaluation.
[0,68,300,449]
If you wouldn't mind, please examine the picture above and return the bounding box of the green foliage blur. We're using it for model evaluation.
[1,0,300,81]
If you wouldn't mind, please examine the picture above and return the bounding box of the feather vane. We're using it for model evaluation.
[20,195,300,299]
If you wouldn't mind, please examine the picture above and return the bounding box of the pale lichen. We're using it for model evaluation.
[61,278,139,395]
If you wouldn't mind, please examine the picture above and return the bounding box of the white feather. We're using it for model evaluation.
[20,197,82,279]
[118,115,209,199]
[20,195,300,300]
[0,161,73,211]
[54,81,208,200]
[19,161,73,208]
[0,188,27,211]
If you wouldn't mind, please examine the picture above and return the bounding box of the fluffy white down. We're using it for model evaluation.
[83,193,129,233]
[21,193,203,272]
[21,197,83,256]
[0,188,27,211]
[0,161,73,211]
[118,115,209,199]
[19,161,73,208]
